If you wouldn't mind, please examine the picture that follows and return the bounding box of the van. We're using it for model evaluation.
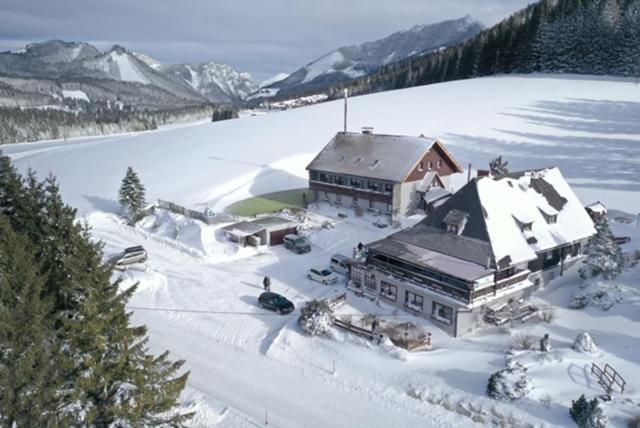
[330,254,350,275]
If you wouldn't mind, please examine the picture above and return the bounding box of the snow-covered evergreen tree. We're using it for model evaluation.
[570,394,607,428]
[0,157,191,425]
[298,300,333,336]
[119,167,147,224]
[579,217,625,280]
[489,156,509,176]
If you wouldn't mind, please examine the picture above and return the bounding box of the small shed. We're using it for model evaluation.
[221,216,299,247]
[585,201,607,223]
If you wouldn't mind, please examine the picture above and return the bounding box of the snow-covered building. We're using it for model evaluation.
[585,201,607,223]
[306,130,463,217]
[351,167,596,336]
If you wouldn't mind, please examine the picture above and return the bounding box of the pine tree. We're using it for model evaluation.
[118,166,147,224]
[0,158,190,425]
[579,217,625,280]
[0,217,60,427]
[570,394,607,428]
[489,156,509,176]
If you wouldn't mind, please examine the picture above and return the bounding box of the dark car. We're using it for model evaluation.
[258,292,295,314]
[283,234,311,254]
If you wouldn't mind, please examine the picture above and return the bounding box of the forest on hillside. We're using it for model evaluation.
[0,103,237,144]
[322,0,640,99]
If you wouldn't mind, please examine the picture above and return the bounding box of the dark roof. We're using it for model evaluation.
[306,132,462,182]
[367,235,493,281]
[387,222,493,267]
[443,209,469,227]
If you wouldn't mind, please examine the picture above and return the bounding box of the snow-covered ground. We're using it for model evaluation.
[3,74,640,427]
[3,74,640,214]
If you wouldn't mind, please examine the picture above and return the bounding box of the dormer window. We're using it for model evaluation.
[370,159,380,168]
[437,160,443,168]
[443,209,469,235]
[538,208,558,224]
[428,161,433,170]
[418,161,424,171]
[513,215,533,232]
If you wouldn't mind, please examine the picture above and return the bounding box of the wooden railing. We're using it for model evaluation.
[591,363,626,394]
[332,318,376,339]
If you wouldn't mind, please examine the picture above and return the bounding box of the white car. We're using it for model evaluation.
[112,245,147,268]
[307,266,338,285]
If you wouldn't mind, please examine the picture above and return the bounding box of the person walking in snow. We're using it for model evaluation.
[262,276,271,291]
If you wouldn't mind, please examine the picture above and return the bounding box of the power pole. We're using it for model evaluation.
[343,89,348,133]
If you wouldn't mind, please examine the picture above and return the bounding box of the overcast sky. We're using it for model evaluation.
[1,0,534,82]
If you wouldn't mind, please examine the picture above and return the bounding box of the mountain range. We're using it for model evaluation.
[0,16,484,110]
[322,0,640,100]
[258,15,484,99]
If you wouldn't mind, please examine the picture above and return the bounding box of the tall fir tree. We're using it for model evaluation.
[0,156,191,425]
[0,217,60,427]
[579,217,625,280]
[118,167,147,224]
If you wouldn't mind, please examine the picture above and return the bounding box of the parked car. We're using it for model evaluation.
[258,292,295,314]
[283,234,311,254]
[330,254,350,275]
[307,266,338,285]
[113,245,147,267]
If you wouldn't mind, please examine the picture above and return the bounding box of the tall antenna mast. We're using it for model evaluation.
[343,89,348,133]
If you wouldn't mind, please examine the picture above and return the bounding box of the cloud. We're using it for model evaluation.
[0,0,534,81]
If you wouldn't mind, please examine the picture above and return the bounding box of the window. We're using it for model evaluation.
[418,161,424,171]
[350,177,361,188]
[380,281,397,300]
[522,222,533,232]
[310,171,318,180]
[352,157,363,166]
[405,291,424,310]
[319,173,328,183]
[545,251,554,261]
[431,302,453,324]
[548,215,557,224]
[364,272,376,291]
[437,160,443,168]
[427,161,433,170]
[334,175,344,185]
[384,183,393,193]
[446,224,458,234]
[370,159,380,168]
[367,181,380,191]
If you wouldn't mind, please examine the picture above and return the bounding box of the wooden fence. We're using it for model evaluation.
[156,199,232,225]
[325,293,347,310]
[591,363,626,394]
[332,318,376,340]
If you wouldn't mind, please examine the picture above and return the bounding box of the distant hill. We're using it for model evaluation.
[324,0,640,99]
[256,16,484,100]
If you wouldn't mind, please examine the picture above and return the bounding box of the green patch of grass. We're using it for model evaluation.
[226,188,308,217]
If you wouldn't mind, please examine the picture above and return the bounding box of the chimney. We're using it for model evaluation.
[361,126,374,135]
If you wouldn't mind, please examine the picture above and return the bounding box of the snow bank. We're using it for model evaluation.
[572,332,599,354]
[61,89,90,102]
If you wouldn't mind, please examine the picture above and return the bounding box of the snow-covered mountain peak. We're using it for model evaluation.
[259,73,290,89]
[160,62,258,103]
[133,52,162,70]
[23,39,100,64]
[260,16,484,99]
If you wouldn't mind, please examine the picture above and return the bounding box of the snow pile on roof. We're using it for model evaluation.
[477,167,596,265]
[61,89,90,102]
[585,201,607,214]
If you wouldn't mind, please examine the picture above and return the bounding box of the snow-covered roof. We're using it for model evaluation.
[306,132,461,182]
[423,187,451,204]
[221,221,265,237]
[585,201,607,214]
[375,167,596,272]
